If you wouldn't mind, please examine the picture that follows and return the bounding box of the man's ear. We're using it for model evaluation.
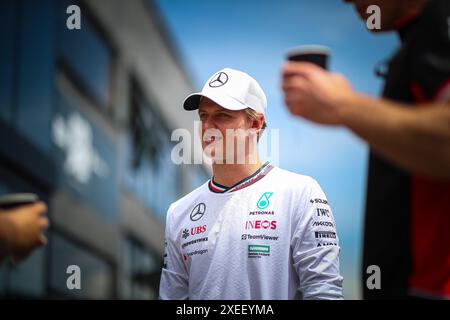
[251,114,264,131]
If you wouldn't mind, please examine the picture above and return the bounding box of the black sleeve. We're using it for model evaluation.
[411,0,450,102]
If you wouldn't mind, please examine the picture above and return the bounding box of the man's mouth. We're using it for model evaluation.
[203,134,222,145]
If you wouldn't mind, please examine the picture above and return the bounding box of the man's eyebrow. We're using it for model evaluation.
[216,110,233,115]
[198,108,230,114]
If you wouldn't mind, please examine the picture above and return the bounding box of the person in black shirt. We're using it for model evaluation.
[281,0,450,299]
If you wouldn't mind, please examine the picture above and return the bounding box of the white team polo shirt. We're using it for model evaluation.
[159,162,343,300]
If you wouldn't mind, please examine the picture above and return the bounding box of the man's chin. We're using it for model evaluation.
[202,142,216,154]
[202,144,221,161]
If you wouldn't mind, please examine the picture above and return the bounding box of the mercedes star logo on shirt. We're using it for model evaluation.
[190,203,206,221]
[208,72,228,87]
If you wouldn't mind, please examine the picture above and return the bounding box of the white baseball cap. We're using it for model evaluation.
[183,68,267,115]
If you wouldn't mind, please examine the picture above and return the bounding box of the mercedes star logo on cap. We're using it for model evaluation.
[208,72,228,88]
[190,203,206,221]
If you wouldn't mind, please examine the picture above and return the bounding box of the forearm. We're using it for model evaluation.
[340,94,450,180]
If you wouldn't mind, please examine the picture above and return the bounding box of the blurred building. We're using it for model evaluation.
[0,0,208,299]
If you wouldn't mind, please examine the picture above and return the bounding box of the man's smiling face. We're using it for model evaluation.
[198,98,259,163]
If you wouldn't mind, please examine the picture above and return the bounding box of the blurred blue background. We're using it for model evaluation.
[154,0,399,299]
[0,0,211,299]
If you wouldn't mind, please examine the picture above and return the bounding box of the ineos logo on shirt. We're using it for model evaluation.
[245,220,277,230]
[190,203,206,221]
[208,72,228,87]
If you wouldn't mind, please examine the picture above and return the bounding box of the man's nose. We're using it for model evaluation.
[201,116,215,131]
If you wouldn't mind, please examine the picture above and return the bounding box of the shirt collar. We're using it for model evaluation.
[208,162,274,194]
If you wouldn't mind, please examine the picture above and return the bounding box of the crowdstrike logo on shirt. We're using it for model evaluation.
[182,237,208,249]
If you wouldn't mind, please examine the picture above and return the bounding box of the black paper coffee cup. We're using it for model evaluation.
[286,45,330,70]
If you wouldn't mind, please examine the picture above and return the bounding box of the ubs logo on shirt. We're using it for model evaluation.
[182,225,207,239]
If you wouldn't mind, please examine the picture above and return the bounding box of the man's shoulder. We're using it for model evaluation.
[167,180,209,220]
[271,166,320,191]
[269,167,329,217]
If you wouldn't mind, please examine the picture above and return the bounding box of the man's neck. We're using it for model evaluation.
[212,159,263,188]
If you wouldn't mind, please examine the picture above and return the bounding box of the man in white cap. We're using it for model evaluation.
[159,68,343,300]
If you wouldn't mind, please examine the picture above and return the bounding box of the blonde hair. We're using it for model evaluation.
[245,108,267,141]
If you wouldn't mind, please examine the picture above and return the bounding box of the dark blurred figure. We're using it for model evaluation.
[282,0,450,299]
[0,202,49,263]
